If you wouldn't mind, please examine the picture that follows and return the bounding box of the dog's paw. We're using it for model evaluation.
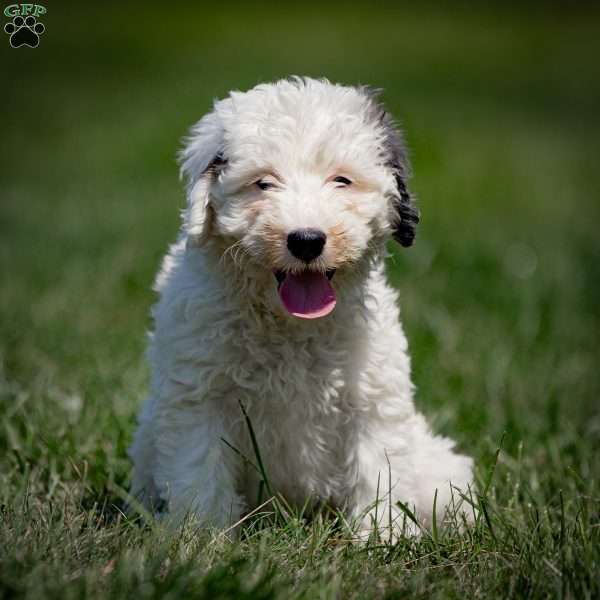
[4,15,45,48]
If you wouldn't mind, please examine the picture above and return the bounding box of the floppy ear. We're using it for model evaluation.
[391,171,420,247]
[360,86,420,247]
[178,110,225,247]
[380,112,420,247]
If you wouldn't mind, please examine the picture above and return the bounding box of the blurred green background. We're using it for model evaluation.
[0,2,599,596]
[1,0,599,506]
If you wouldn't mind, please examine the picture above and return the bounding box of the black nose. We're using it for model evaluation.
[287,228,327,263]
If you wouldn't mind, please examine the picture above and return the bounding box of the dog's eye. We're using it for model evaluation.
[256,179,275,191]
[333,176,352,186]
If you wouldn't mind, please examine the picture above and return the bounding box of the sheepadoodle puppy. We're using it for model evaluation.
[129,77,473,536]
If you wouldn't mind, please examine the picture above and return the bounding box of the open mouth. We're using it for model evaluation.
[274,269,337,319]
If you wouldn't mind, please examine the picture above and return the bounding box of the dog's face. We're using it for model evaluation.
[180,78,419,319]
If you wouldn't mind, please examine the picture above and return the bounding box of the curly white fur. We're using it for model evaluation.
[129,77,473,537]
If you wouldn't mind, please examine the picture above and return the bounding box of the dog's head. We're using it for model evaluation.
[179,77,419,319]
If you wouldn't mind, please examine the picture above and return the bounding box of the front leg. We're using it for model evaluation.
[153,404,246,529]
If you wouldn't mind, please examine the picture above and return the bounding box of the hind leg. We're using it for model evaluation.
[352,414,474,539]
[408,414,475,527]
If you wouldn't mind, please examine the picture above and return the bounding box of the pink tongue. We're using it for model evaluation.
[278,271,336,319]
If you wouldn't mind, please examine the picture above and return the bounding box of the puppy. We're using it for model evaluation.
[129,77,473,537]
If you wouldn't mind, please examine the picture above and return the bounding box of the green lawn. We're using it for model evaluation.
[1,3,599,598]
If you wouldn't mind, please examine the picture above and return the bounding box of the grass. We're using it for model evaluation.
[1,2,599,598]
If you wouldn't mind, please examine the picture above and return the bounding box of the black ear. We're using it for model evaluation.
[391,172,420,247]
[381,111,420,247]
[360,87,420,247]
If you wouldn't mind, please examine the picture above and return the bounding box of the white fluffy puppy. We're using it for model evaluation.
[129,77,473,536]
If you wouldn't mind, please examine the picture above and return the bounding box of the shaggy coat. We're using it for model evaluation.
[129,77,473,536]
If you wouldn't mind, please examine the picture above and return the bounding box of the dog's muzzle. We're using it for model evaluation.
[269,228,336,319]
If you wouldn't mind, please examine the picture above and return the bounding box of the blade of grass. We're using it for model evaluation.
[238,400,274,500]
[431,488,439,552]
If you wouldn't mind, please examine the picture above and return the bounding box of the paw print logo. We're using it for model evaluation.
[4,15,45,48]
